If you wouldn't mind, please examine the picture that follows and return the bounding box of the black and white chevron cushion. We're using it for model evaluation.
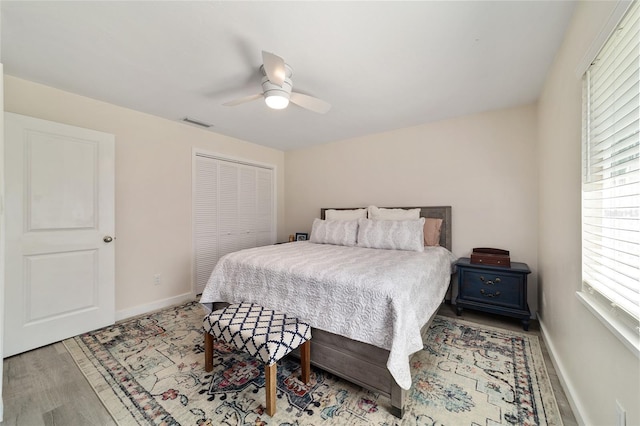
[203,303,311,366]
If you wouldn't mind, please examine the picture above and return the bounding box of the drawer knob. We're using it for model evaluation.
[479,276,501,285]
[480,289,501,298]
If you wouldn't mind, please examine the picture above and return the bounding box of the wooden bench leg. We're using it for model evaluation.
[265,363,277,416]
[204,332,213,372]
[300,340,311,384]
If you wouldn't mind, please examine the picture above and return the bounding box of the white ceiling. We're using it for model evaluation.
[1,1,576,151]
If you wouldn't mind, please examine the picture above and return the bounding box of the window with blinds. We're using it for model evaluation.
[581,0,639,352]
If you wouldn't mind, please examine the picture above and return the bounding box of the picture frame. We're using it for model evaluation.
[295,232,308,241]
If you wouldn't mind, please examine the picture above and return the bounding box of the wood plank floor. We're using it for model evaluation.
[2,304,577,425]
[2,341,116,426]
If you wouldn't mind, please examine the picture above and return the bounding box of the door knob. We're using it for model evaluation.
[103,236,113,243]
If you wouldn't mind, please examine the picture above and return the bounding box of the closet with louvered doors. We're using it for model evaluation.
[193,152,275,294]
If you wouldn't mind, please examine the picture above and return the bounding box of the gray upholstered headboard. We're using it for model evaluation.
[320,206,452,251]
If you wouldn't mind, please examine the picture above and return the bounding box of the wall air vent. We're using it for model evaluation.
[182,117,213,128]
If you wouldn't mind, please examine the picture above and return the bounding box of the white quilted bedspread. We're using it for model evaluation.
[199,241,455,389]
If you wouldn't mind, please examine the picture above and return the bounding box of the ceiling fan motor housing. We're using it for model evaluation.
[260,63,293,107]
[261,76,293,97]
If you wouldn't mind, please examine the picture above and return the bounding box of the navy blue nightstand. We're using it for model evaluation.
[455,257,531,330]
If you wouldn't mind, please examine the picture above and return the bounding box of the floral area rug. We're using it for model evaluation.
[64,301,562,425]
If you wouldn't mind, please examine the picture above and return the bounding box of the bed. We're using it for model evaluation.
[200,206,453,418]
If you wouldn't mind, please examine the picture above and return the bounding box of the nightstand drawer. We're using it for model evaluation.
[459,270,524,309]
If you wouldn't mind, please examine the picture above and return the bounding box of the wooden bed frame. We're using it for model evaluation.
[210,206,452,418]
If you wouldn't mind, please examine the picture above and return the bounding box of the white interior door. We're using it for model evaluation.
[4,112,115,357]
[0,62,6,421]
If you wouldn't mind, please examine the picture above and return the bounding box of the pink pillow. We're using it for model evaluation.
[424,218,443,246]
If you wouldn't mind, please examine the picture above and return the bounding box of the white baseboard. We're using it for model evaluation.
[115,292,198,322]
[538,314,587,425]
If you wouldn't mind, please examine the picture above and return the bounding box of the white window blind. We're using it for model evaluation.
[581,0,640,340]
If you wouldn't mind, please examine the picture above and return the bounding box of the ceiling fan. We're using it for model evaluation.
[224,51,331,114]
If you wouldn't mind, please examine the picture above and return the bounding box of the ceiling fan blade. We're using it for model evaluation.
[262,51,286,87]
[290,92,332,114]
[223,93,263,106]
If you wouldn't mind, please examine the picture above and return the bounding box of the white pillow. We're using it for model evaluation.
[325,208,367,220]
[310,218,358,247]
[368,206,421,220]
[356,218,425,252]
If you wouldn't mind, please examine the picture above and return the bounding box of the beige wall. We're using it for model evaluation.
[537,1,639,425]
[285,104,539,314]
[4,76,285,316]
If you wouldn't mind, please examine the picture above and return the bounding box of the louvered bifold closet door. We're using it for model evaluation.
[194,156,219,293]
[256,168,274,246]
[218,162,240,259]
[237,165,258,251]
[194,154,275,294]
[582,1,640,322]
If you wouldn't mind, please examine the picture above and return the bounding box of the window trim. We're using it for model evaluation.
[575,0,634,77]
[577,291,639,357]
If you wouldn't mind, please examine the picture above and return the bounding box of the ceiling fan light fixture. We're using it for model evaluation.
[265,94,290,110]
